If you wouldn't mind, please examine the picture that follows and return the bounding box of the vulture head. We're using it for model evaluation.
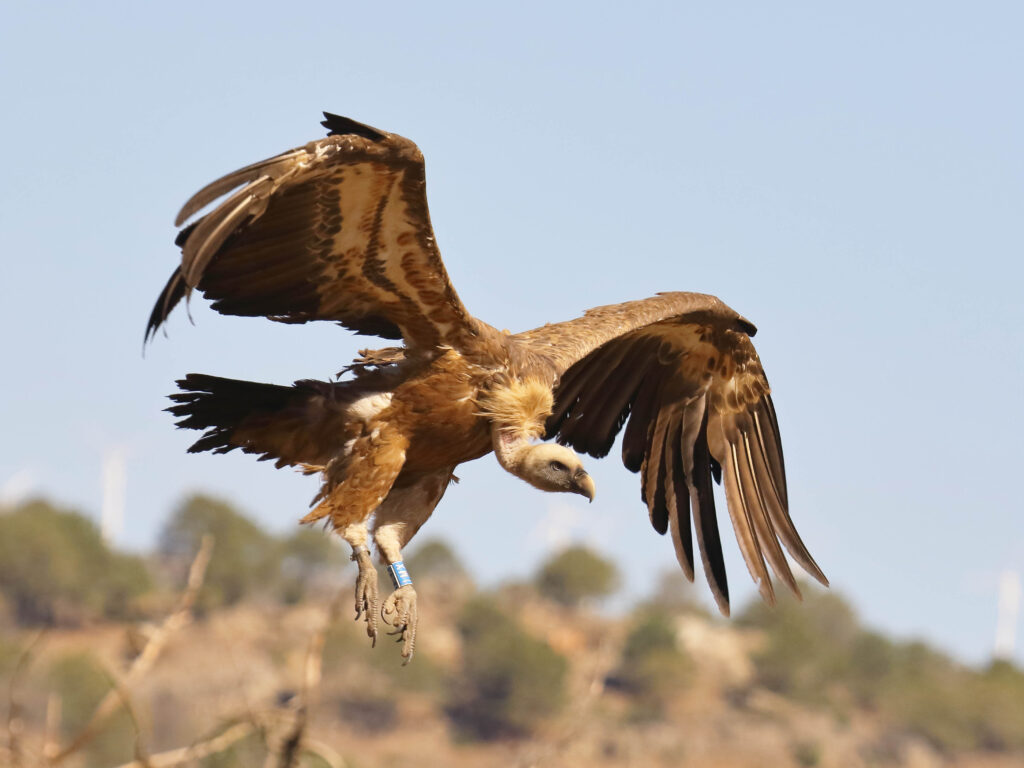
[518,443,595,502]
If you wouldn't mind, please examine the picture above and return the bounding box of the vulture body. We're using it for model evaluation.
[148,113,827,662]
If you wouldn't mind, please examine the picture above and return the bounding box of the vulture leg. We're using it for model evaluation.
[337,521,379,645]
[371,468,455,664]
[300,424,412,650]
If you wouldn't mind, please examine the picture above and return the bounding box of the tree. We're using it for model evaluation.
[737,588,859,703]
[276,527,346,603]
[405,538,468,581]
[0,499,151,625]
[448,596,567,739]
[736,587,1024,753]
[972,660,1024,750]
[159,494,277,611]
[535,545,619,607]
[47,652,136,766]
[610,611,691,720]
[647,570,705,614]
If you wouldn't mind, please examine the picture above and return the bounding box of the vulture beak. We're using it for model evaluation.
[573,471,596,503]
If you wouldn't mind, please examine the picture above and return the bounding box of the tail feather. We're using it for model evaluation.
[168,373,350,468]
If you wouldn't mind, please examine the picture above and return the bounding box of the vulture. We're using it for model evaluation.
[147,112,827,662]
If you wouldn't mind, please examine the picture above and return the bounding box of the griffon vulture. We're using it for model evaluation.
[146,112,827,662]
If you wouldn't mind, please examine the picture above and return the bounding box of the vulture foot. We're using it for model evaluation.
[382,584,418,664]
[351,548,379,645]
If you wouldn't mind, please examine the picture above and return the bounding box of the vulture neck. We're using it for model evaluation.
[480,377,555,480]
[492,428,536,478]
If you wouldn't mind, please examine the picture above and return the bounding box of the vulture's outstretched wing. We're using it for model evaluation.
[146,113,483,352]
[518,292,827,616]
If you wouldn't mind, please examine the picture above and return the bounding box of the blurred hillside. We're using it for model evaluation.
[1,496,1023,768]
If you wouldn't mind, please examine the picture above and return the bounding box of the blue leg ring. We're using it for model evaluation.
[387,561,412,589]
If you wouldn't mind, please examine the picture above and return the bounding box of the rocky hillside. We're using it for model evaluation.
[2,579,1023,768]
[3,496,1023,768]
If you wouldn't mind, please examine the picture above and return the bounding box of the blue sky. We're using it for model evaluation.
[1,2,1021,664]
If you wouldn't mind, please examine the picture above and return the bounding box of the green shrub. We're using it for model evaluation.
[611,612,691,720]
[846,630,897,705]
[738,588,859,703]
[276,527,346,604]
[792,740,822,767]
[535,545,619,607]
[871,642,976,752]
[972,661,1024,750]
[449,596,567,739]
[738,588,1024,754]
[336,693,398,733]
[0,633,22,683]
[405,538,468,581]
[0,500,152,625]
[159,494,278,612]
[47,652,135,767]
[647,570,706,614]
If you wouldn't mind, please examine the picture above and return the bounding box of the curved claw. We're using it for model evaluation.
[352,549,379,646]
[381,584,418,664]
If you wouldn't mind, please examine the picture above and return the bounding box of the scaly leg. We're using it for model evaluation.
[371,469,454,663]
[373,520,419,664]
[337,521,378,645]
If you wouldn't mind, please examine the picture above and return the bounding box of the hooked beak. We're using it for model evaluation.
[573,471,596,503]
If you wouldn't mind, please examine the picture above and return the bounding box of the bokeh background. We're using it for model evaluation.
[1,6,1022,762]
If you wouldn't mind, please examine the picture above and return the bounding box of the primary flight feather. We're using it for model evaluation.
[148,112,827,662]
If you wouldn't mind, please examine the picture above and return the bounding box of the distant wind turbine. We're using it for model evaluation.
[0,468,36,508]
[994,569,1021,660]
[100,448,126,545]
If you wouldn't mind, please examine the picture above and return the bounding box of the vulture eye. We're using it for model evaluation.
[549,460,568,473]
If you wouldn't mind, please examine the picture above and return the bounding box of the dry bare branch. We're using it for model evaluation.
[5,629,45,768]
[109,720,254,768]
[97,663,152,768]
[42,694,61,762]
[272,713,304,768]
[48,535,214,765]
[271,588,345,768]
[302,737,349,768]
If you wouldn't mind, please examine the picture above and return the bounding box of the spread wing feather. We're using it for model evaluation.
[664,415,695,580]
[146,113,484,353]
[641,407,673,535]
[620,368,664,473]
[715,432,776,606]
[688,402,732,615]
[522,292,826,615]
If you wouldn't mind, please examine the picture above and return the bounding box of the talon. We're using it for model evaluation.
[352,549,379,645]
[380,584,418,663]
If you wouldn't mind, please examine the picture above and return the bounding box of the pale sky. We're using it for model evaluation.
[1,1,1021,664]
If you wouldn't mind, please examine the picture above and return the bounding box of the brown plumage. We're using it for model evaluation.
[150,112,826,659]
